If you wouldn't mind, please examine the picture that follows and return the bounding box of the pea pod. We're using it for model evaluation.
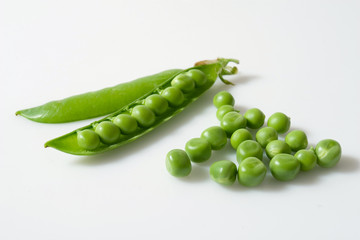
[45,58,239,155]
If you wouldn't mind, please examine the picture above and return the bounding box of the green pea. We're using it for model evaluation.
[220,112,247,137]
[315,139,341,168]
[270,153,300,181]
[144,94,168,115]
[216,105,236,121]
[131,105,156,128]
[267,112,291,134]
[171,73,195,93]
[210,160,237,186]
[238,157,267,187]
[265,140,291,159]
[165,149,192,177]
[244,108,265,129]
[112,114,138,134]
[255,127,278,148]
[294,148,317,171]
[213,91,235,108]
[185,138,212,163]
[230,128,253,150]
[185,69,207,87]
[161,87,185,107]
[95,121,120,144]
[285,130,308,151]
[201,126,227,150]
[236,140,263,163]
[77,129,100,150]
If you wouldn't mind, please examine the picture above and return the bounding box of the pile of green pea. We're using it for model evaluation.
[76,69,208,150]
[165,91,342,187]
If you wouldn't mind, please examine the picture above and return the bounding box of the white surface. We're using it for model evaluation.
[1,0,360,239]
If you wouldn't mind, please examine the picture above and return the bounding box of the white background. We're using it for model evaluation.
[1,0,359,239]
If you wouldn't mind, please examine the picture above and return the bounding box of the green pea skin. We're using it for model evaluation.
[244,108,265,129]
[112,114,138,134]
[294,148,317,171]
[95,121,120,144]
[131,105,156,127]
[161,87,184,107]
[265,140,291,159]
[185,138,212,163]
[270,153,300,181]
[236,140,263,163]
[216,105,236,121]
[171,73,195,93]
[238,157,267,187]
[230,128,253,150]
[213,91,235,108]
[220,112,247,137]
[166,149,192,177]
[255,127,278,148]
[315,139,342,168]
[201,126,227,150]
[210,160,237,186]
[185,69,207,87]
[144,94,168,115]
[267,112,291,134]
[285,130,308,151]
[77,129,100,150]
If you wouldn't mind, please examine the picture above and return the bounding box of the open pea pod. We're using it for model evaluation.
[45,58,239,155]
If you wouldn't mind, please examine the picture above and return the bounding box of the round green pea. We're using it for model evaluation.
[216,105,236,121]
[131,105,156,127]
[112,114,138,134]
[95,121,120,144]
[185,138,212,163]
[144,94,168,115]
[210,160,237,186]
[238,157,267,187]
[201,126,227,150]
[161,87,184,107]
[230,128,253,150]
[265,140,291,159]
[255,127,278,148]
[185,69,207,87]
[171,73,195,93]
[236,140,263,163]
[294,148,317,171]
[315,139,342,168]
[165,149,192,177]
[220,112,247,137]
[270,153,300,181]
[244,108,265,129]
[285,130,308,151]
[213,91,235,108]
[267,112,291,134]
[77,129,100,150]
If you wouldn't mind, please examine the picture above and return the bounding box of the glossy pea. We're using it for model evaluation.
[185,69,207,87]
[294,148,317,171]
[216,105,236,121]
[171,73,195,93]
[210,160,237,186]
[185,138,212,163]
[144,94,168,115]
[161,87,185,107]
[220,112,247,137]
[213,91,235,108]
[166,149,192,177]
[230,128,253,150]
[285,130,308,151]
[112,114,138,134]
[95,121,120,144]
[236,140,263,163]
[131,105,156,127]
[77,129,100,150]
[269,153,300,181]
[255,127,278,148]
[315,139,341,168]
[201,126,227,150]
[238,157,267,187]
[267,112,291,134]
[244,108,265,129]
[265,140,291,159]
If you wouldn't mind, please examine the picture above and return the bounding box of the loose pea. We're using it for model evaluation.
[112,114,138,134]
[267,112,291,134]
[269,153,300,181]
[77,129,100,150]
[201,126,227,150]
[238,157,267,187]
[144,94,168,115]
[95,121,120,144]
[185,138,212,163]
[213,91,235,108]
[171,73,195,93]
[236,140,263,163]
[265,140,291,159]
[315,139,341,168]
[294,148,317,171]
[285,130,308,151]
[209,160,237,186]
[161,87,184,107]
[220,112,247,137]
[255,127,278,148]
[131,105,156,127]
[216,105,236,121]
[230,128,253,150]
[165,149,192,177]
[244,108,265,129]
[185,69,207,87]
